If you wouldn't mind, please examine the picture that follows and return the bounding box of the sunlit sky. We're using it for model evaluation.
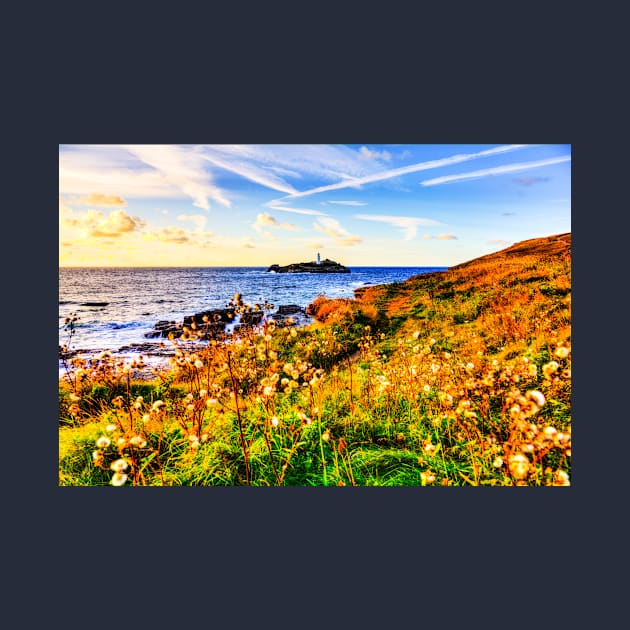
[59,144,571,267]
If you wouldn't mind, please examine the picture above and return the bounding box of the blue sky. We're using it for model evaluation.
[59,144,571,267]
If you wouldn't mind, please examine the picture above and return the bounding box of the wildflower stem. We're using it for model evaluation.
[226,351,250,485]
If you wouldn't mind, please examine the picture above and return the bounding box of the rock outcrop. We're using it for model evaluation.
[267,258,350,273]
[144,304,311,339]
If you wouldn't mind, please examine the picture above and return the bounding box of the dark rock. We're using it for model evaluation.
[182,308,234,327]
[270,304,311,327]
[266,259,350,273]
[116,342,177,358]
[277,304,303,315]
[144,320,182,338]
[145,307,239,340]
[240,310,264,326]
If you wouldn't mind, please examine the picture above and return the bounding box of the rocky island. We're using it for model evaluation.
[267,253,350,273]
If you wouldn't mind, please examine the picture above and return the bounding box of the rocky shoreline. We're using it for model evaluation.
[59,303,312,367]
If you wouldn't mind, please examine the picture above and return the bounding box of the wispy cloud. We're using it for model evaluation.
[354,214,442,240]
[512,176,550,186]
[125,145,231,209]
[177,214,207,232]
[265,203,328,216]
[253,213,299,236]
[420,156,571,186]
[200,150,300,195]
[78,193,127,207]
[359,146,392,161]
[422,233,458,240]
[325,200,368,206]
[201,144,387,189]
[60,145,232,210]
[274,144,531,201]
[143,226,214,245]
[313,217,362,246]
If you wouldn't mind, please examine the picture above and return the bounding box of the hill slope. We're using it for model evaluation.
[311,232,571,358]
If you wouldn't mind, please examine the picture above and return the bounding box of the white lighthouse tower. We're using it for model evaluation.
[317,252,321,265]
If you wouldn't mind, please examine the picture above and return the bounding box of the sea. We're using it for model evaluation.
[59,266,446,376]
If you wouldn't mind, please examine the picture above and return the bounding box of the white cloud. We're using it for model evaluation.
[177,214,207,232]
[253,213,299,235]
[359,146,392,161]
[420,156,571,186]
[354,214,442,240]
[265,204,328,216]
[143,226,214,245]
[59,145,230,210]
[422,233,458,240]
[325,200,368,206]
[273,144,531,201]
[313,217,362,246]
[204,144,387,183]
[200,150,300,195]
[63,209,145,238]
[78,193,127,207]
[125,145,230,209]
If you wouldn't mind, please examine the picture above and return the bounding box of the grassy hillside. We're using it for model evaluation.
[59,233,571,486]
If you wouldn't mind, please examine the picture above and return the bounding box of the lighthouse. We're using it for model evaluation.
[317,252,321,265]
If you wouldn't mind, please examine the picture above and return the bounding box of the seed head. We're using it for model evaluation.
[508,453,530,480]
[554,470,570,486]
[110,458,129,473]
[526,390,545,407]
[95,436,110,448]
[554,346,570,359]
[111,472,128,486]
[542,361,560,378]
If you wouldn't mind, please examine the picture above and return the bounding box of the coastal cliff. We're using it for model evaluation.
[267,258,350,273]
